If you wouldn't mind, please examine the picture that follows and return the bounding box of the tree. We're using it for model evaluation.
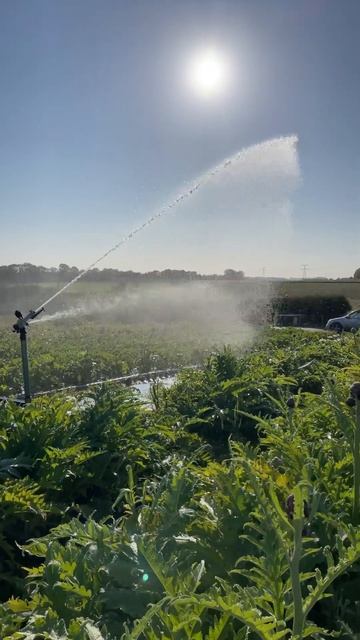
[223,269,245,279]
[58,263,71,273]
[354,268,360,280]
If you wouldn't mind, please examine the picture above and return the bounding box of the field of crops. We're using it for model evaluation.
[0,320,218,398]
[1,327,360,639]
[0,313,258,399]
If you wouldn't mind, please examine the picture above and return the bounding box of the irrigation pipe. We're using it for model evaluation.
[32,365,201,398]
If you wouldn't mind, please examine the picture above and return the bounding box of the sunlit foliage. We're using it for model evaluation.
[1,328,360,638]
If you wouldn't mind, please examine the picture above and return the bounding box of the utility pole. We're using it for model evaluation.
[301,264,308,279]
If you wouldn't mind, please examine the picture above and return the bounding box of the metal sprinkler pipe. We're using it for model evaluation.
[12,306,45,403]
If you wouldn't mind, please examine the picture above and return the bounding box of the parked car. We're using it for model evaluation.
[325,309,360,332]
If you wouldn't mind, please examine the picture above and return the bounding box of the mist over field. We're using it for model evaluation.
[34,279,272,344]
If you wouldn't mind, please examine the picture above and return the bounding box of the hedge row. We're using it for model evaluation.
[272,295,351,327]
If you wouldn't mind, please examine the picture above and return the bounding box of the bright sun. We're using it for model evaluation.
[187,48,229,97]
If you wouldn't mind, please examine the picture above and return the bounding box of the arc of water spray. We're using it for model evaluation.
[39,186,199,308]
[39,135,298,310]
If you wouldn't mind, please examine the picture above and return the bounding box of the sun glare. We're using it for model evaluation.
[187,48,229,97]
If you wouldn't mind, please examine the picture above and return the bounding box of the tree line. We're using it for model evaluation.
[0,263,245,285]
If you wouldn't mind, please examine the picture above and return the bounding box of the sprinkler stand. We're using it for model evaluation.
[12,307,45,403]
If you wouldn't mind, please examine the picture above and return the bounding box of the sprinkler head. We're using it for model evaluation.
[12,310,28,334]
[26,307,45,321]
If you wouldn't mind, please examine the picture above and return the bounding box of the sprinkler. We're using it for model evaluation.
[12,307,45,403]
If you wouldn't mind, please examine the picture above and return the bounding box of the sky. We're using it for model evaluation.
[0,0,359,278]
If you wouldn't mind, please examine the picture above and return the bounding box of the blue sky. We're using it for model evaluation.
[0,0,359,277]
